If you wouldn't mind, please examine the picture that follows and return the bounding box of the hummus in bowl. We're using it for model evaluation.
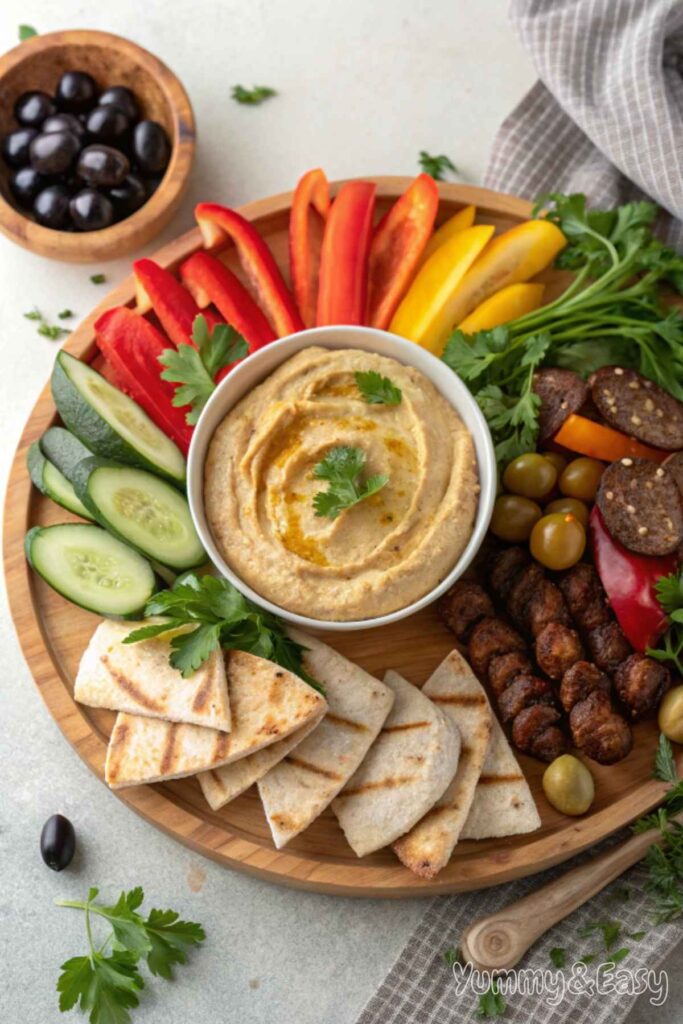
[188,326,495,630]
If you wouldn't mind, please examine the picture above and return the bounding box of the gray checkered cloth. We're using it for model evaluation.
[355,2,683,1020]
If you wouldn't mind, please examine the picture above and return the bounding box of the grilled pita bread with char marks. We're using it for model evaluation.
[460,713,540,840]
[332,671,461,858]
[76,619,231,732]
[105,650,327,788]
[257,630,394,849]
[393,650,492,878]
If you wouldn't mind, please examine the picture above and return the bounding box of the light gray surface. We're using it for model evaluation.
[0,2,679,1022]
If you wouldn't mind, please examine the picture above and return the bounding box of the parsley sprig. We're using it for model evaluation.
[443,193,683,464]
[646,570,683,673]
[418,151,458,181]
[232,85,277,105]
[632,735,683,921]
[56,886,204,1024]
[123,573,323,693]
[354,370,402,405]
[159,314,248,425]
[313,446,388,520]
[24,307,70,341]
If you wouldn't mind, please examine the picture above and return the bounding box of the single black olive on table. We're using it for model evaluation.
[85,105,130,144]
[14,90,56,128]
[29,130,81,175]
[1,127,38,168]
[109,173,146,218]
[42,112,86,139]
[98,85,139,121]
[33,184,72,229]
[56,70,97,112]
[77,144,129,186]
[132,120,171,174]
[40,814,76,871]
[70,188,115,230]
[10,166,47,207]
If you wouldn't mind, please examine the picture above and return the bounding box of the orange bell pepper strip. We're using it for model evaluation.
[553,414,668,463]
[179,251,277,354]
[388,224,495,354]
[317,181,376,327]
[133,259,223,348]
[289,168,330,328]
[195,202,304,337]
[458,282,546,334]
[419,204,476,265]
[366,173,439,330]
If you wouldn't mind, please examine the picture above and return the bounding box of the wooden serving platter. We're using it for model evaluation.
[3,179,675,897]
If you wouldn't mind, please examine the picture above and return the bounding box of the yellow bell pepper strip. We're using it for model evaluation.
[553,414,668,463]
[458,282,546,334]
[419,204,476,265]
[389,224,495,353]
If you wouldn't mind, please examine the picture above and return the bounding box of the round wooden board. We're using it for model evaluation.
[3,178,676,897]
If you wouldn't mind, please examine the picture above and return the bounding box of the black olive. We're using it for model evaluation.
[1,127,38,168]
[132,120,170,174]
[10,166,47,207]
[56,71,97,112]
[33,184,72,229]
[42,112,86,140]
[98,85,139,122]
[77,144,129,186]
[70,188,114,231]
[40,814,76,871]
[14,90,56,128]
[85,105,130,144]
[109,173,146,219]
[30,131,81,175]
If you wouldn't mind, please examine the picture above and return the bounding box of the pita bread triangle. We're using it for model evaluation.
[393,650,492,878]
[104,649,327,788]
[76,619,231,731]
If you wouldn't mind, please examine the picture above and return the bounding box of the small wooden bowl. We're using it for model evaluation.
[0,29,195,262]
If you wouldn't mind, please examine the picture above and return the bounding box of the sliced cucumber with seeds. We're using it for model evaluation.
[27,442,93,520]
[73,458,205,570]
[51,352,186,487]
[25,523,156,616]
[39,426,93,484]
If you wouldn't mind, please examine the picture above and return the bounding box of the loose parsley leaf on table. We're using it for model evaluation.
[418,151,458,181]
[443,947,460,967]
[159,314,248,424]
[123,572,323,693]
[313,446,388,520]
[58,309,74,320]
[232,85,277,105]
[19,24,38,40]
[90,273,106,284]
[549,947,566,968]
[354,370,402,405]
[24,307,70,341]
[477,980,506,1018]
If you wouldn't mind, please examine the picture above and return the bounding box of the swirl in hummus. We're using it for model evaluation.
[204,347,478,621]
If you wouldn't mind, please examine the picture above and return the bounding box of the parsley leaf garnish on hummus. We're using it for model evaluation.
[313,446,389,520]
[355,370,402,405]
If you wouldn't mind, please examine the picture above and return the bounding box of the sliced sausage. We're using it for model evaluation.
[588,621,632,673]
[438,581,494,642]
[497,675,555,722]
[614,653,671,720]
[559,563,611,632]
[512,704,567,762]
[535,622,584,680]
[569,690,633,764]
[487,651,534,697]
[559,661,611,713]
[597,458,683,556]
[527,579,571,638]
[507,562,545,631]
[533,368,588,442]
[468,617,526,679]
[487,546,530,602]
[589,366,683,450]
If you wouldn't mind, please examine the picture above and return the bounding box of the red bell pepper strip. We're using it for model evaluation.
[94,306,193,455]
[133,258,222,349]
[179,251,276,354]
[553,414,668,463]
[194,202,304,337]
[590,505,676,652]
[289,168,330,328]
[317,181,376,327]
[367,173,439,330]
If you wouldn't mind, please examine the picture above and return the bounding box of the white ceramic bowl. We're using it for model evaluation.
[187,325,496,631]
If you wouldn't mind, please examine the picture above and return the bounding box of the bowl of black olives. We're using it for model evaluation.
[0,29,195,261]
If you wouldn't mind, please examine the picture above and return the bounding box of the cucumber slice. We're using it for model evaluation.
[40,426,93,483]
[73,458,205,570]
[51,352,186,487]
[27,442,93,520]
[25,523,156,616]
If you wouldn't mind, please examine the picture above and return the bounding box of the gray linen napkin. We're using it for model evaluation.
[354,2,683,1020]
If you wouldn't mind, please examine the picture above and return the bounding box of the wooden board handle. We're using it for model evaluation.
[459,817,674,971]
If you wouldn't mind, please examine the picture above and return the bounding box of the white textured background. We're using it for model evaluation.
[0,3,677,1022]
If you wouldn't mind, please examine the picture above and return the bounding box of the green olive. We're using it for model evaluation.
[530,512,586,570]
[490,495,543,542]
[542,452,568,477]
[502,453,558,499]
[542,754,595,815]
[544,497,590,528]
[559,457,605,502]
[658,685,683,744]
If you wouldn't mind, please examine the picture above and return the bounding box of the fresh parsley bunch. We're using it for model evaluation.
[313,446,388,520]
[646,569,683,674]
[633,735,683,922]
[56,886,204,1024]
[123,573,323,693]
